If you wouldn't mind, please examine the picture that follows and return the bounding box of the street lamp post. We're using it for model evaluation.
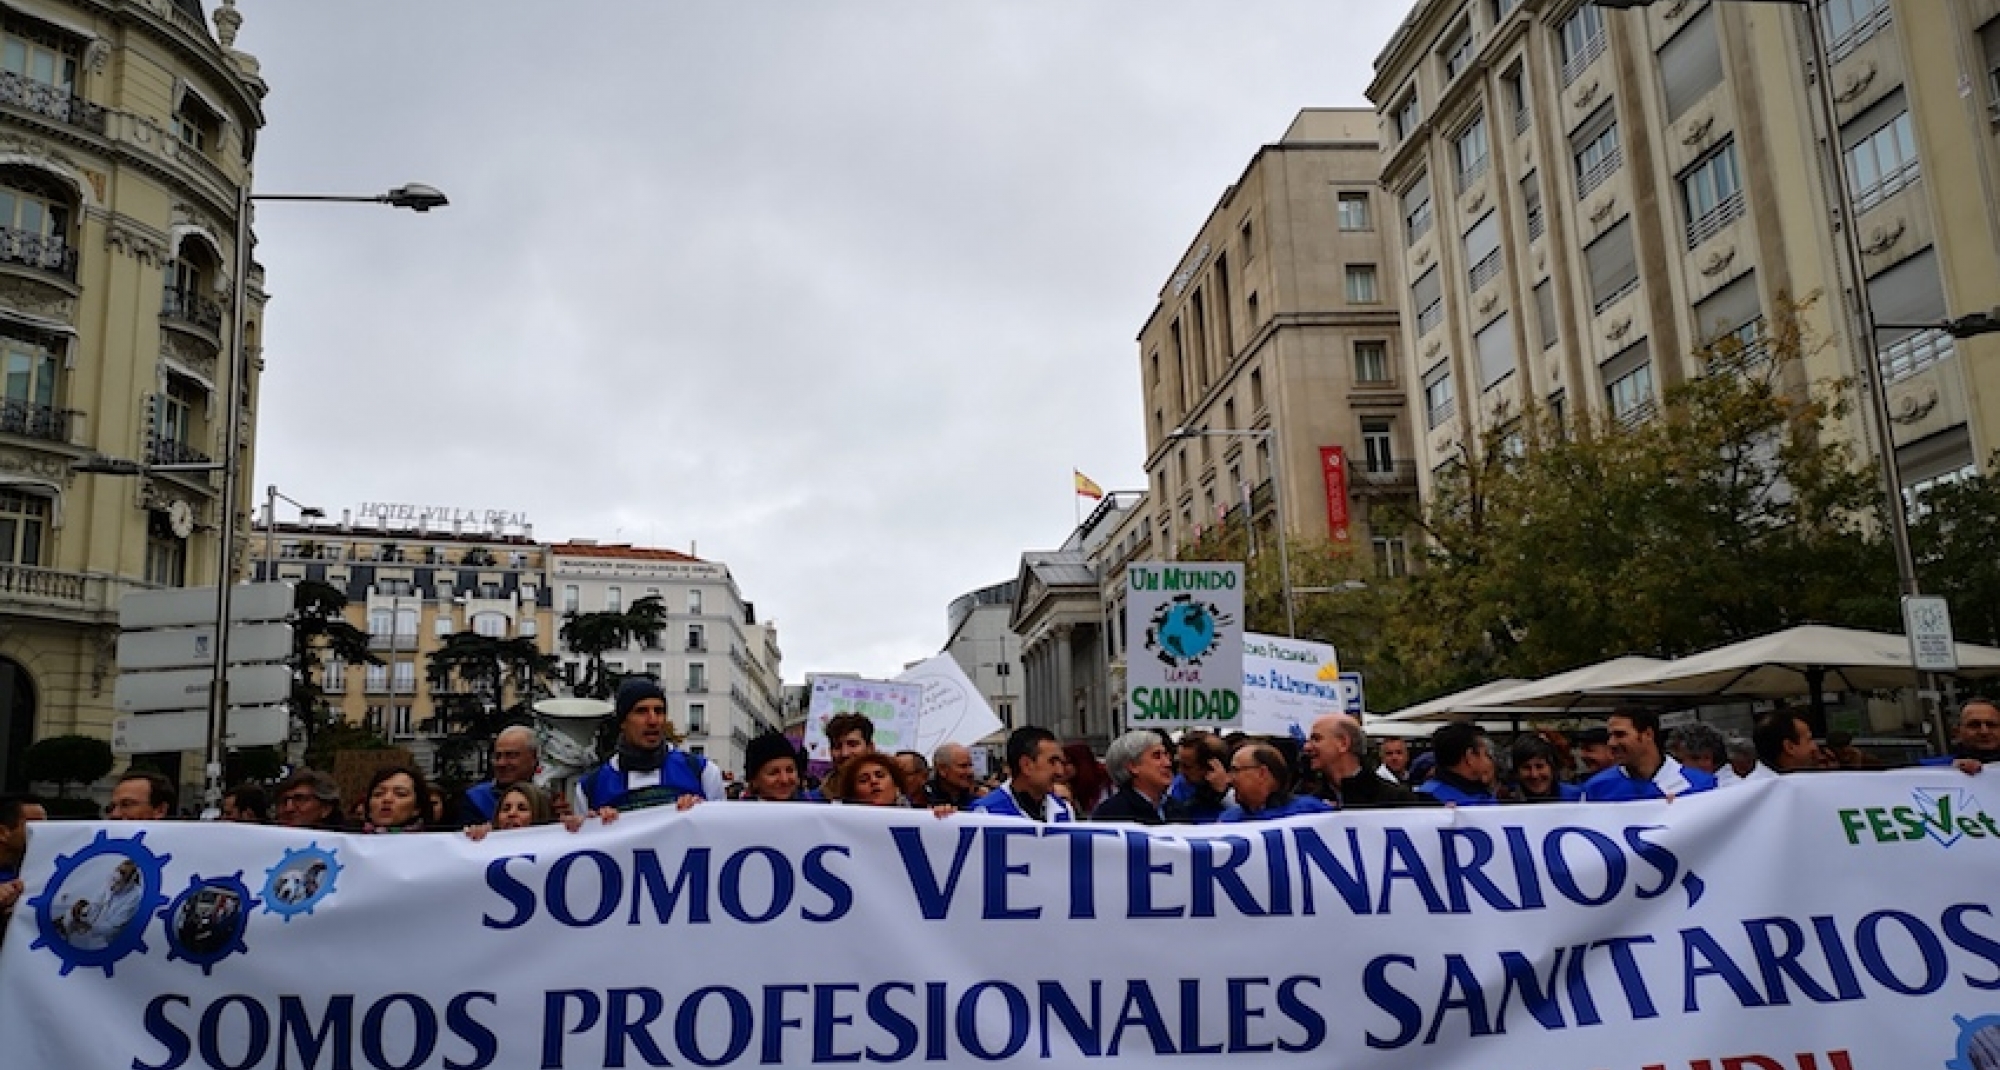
[1167,426,1296,637]
[197,182,447,808]
[261,485,324,583]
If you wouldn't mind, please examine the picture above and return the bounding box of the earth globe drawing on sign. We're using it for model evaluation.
[1153,597,1219,666]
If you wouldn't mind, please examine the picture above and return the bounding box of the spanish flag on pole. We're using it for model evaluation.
[1074,470,1105,500]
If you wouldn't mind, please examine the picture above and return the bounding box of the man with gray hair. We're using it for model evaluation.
[459,725,542,824]
[921,743,982,807]
[1303,713,1412,809]
[1090,730,1183,824]
[1668,722,1728,778]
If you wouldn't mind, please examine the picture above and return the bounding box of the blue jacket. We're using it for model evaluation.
[970,784,1074,823]
[459,781,501,825]
[1219,794,1333,823]
[579,751,711,812]
[1582,759,1718,802]
[1416,774,1499,806]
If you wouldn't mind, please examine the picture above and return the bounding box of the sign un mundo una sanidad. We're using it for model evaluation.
[1124,561,1243,731]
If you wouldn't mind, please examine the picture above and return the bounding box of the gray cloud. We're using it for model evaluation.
[235,0,1407,678]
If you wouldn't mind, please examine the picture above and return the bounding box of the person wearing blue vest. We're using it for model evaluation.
[1415,722,1500,806]
[971,726,1074,823]
[1583,709,1718,802]
[578,678,726,818]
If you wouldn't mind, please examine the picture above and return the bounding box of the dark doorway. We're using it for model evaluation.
[0,657,36,791]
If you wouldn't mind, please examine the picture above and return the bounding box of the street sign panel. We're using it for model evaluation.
[1904,595,1959,672]
[113,663,292,714]
[116,623,294,671]
[118,582,294,631]
[112,706,289,754]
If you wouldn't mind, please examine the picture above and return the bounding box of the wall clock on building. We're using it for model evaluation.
[168,500,195,539]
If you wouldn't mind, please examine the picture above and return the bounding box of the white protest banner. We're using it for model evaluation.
[894,654,1005,757]
[5,771,2000,1069]
[1124,560,1244,730]
[803,675,924,760]
[1241,632,1345,738]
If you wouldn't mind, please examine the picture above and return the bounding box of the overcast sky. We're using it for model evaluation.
[233,1,1410,682]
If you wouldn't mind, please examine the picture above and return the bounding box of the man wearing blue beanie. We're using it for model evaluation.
[576,678,726,817]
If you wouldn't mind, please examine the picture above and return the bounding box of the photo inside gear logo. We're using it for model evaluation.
[261,843,341,921]
[25,829,171,977]
[161,872,258,974]
[1146,595,1234,668]
[1946,1013,2000,1070]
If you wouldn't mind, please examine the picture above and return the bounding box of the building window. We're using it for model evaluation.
[1454,112,1490,191]
[606,586,621,613]
[1558,4,1607,86]
[392,704,413,738]
[1821,0,1890,61]
[1362,418,1395,473]
[1401,173,1433,245]
[1982,18,2000,123]
[687,623,705,651]
[687,703,705,733]
[1344,264,1379,304]
[1337,191,1372,231]
[393,660,416,691]
[1249,368,1265,411]
[1604,343,1656,424]
[1584,219,1639,313]
[1,329,60,437]
[158,377,203,454]
[365,663,388,693]
[1522,171,1544,240]
[324,658,345,694]
[174,93,220,154]
[1681,140,1743,248]
[1353,341,1390,383]
[1535,280,1559,349]
[1503,65,1530,134]
[1372,536,1410,579]
[1843,98,1918,212]
[0,174,72,276]
[562,584,578,613]
[1413,267,1444,336]
[1476,313,1516,391]
[687,662,707,692]
[145,532,185,586]
[1659,5,1723,122]
[1572,104,1622,198]
[1393,92,1421,141]
[1441,25,1476,82]
[1423,363,1457,429]
[1870,249,1949,383]
[1240,216,1255,258]
[1464,212,1501,291]
[473,611,507,638]
[688,589,703,615]
[0,18,79,94]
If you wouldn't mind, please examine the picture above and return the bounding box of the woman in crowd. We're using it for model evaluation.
[464,782,579,840]
[361,765,434,833]
[1063,742,1113,815]
[831,752,910,807]
[1510,737,1582,803]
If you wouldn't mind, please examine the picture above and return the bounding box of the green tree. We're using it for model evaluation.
[1910,455,2000,647]
[23,734,114,797]
[303,720,393,774]
[1383,306,1896,701]
[289,580,381,750]
[425,632,557,780]
[558,595,670,698]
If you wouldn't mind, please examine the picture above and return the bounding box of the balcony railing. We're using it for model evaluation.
[0,398,73,444]
[146,434,211,466]
[1513,106,1531,136]
[1560,31,1606,87]
[161,288,223,333]
[1455,154,1490,194]
[1354,460,1419,489]
[0,564,150,621]
[368,632,421,650]
[686,682,708,694]
[1852,158,1920,214]
[0,70,106,134]
[1880,328,1954,385]
[1576,144,1623,199]
[0,226,76,281]
[1417,300,1445,336]
[1526,206,1545,241]
[1468,250,1503,292]
[1685,190,1745,249]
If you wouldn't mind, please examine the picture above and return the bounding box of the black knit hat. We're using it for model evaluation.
[615,677,668,720]
[744,732,801,781]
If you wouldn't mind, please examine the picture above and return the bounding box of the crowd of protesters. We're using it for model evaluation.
[1,681,1993,937]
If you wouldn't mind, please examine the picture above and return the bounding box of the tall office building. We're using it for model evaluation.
[0,1,267,789]
[1369,0,2000,504]
[1139,108,1416,582]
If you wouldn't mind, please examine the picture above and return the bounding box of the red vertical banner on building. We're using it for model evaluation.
[1320,446,1351,544]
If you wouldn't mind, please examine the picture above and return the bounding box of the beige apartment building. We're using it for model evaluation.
[0,1,266,790]
[1139,108,1416,581]
[251,511,555,776]
[1369,0,2000,505]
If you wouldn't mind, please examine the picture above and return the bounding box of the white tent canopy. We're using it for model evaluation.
[1450,655,1672,714]
[1379,677,1530,722]
[1596,624,2000,700]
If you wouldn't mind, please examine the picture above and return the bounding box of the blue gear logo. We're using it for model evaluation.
[26,830,171,977]
[1948,1013,2000,1070]
[161,872,258,975]
[1146,595,1233,667]
[261,844,341,921]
